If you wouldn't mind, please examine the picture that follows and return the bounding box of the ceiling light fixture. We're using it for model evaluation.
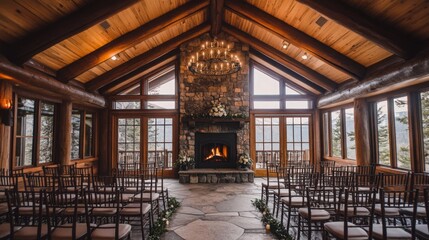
[282,40,289,49]
[188,38,241,76]
[301,52,308,60]
[111,55,118,61]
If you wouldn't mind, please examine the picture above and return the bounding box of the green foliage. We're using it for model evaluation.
[376,105,390,165]
[148,197,181,240]
[331,112,342,157]
[252,199,292,240]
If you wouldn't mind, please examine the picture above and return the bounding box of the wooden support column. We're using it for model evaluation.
[313,109,322,169]
[58,101,72,166]
[354,98,371,166]
[0,80,12,170]
[98,109,110,176]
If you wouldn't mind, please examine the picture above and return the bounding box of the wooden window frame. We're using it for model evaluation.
[71,108,95,160]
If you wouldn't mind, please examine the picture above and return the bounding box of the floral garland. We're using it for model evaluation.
[174,153,194,169]
[252,199,292,240]
[208,100,227,117]
[148,197,181,240]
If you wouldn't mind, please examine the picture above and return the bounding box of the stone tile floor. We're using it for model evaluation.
[158,178,276,240]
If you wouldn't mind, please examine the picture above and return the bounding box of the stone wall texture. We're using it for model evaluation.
[179,33,250,161]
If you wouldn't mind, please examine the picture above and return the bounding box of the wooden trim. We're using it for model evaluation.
[223,24,337,92]
[408,92,422,172]
[225,0,366,80]
[297,0,415,59]
[57,0,208,82]
[354,99,371,166]
[85,24,210,92]
[210,0,224,37]
[6,0,139,65]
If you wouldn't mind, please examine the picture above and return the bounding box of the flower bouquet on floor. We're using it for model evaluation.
[175,153,194,171]
[237,153,253,170]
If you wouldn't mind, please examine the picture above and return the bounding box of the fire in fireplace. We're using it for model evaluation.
[195,132,237,168]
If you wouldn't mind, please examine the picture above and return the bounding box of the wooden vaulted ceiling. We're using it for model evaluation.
[1,0,429,97]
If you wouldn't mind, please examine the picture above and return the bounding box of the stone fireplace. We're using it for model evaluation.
[195,132,237,168]
[179,32,250,165]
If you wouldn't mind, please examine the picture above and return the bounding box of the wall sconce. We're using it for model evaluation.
[0,98,13,126]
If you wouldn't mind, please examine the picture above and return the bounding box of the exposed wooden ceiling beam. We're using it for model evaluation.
[0,55,105,107]
[318,50,429,108]
[85,24,210,92]
[210,0,225,37]
[100,50,178,95]
[225,0,366,80]
[297,0,414,59]
[6,0,139,65]
[223,24,337,92]
[250,50,324,94]
[57,0,209,83]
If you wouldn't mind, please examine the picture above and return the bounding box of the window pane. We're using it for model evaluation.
[16,98,35,166]
[286,117,310,164]
[114,101,141,109]
[255,117,280,169]
[85,113,93,157]
[118,83,140,95]
[285,100,312,109]
[147,68,175,95]
[323,113,329,156]
[117,118,141,169]
[253,101,280,109]
[146,101,175,109]
[285,85,303,95]
[253,68,280,95]
[394,97,410,169]
[330,111,342,157]
[345,108,356,160]
[39,102,54,164]
[421,91,429,172]
[148,118,174,168]
[71,110,81,160]
[377,101,390,165]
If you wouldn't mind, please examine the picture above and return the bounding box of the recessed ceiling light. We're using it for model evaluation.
[301,52,308,60]
[111,55,118,61]
[282,40,289,49]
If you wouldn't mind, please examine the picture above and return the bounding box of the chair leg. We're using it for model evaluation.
[297,215,301,240]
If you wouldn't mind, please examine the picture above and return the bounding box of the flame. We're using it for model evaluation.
[204,145,228,161]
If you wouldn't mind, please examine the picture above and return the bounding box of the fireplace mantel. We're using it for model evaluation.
[183,117,249,129]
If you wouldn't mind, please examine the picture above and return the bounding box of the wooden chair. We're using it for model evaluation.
[43,164,61,176]
[415,188,429,239]
[261,162,279,206]
[324,188,372,240]
[6,189,52,240]
[368,188,418,240]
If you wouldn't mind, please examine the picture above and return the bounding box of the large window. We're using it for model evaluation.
[113,65,177,110]
[255,117,280,168]
[323,107,356,160]
[15,96,56,167]
[286,117,310,165]
[374,96,411,169]
[117,118,141,167]
[422,91,429,172]
[147,118,173,168]
[71,109,94,160]
[251,65,313,110]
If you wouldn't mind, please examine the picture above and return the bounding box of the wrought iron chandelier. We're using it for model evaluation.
[188,38,241,76]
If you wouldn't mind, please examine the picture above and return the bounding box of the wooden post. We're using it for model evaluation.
[354,98,371,166]
[58,101,72,166]
[98,109,110,175]
[0,80,12,170]
[313,109,322,169]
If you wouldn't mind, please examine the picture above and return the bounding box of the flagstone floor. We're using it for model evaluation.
[158,178,276,240]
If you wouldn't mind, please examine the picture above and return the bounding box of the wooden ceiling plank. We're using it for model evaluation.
[210,0,225,37]
[250,49,324,94]
[85,24,210,92]
[223,24,337,92]
[57,0,209,83]
[225,0,366,80]
[6,0,139,65]
[100,50,178,95]
[297,0,414,59]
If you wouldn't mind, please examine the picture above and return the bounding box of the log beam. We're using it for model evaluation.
[57,0,209,82]
[225,0,366,80]
[297,0,414,59]
[210,0,225,37]
[318,51,429,108]
[0,55,105,108]
[354,99,371,166]
[58,101,72,166]
[85,24,210,92]
[223,24,337,92]
[6,0,139,65]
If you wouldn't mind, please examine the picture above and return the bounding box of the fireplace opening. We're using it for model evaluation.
[195,132,237,168]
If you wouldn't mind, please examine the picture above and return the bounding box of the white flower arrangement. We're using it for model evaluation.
[238,153,253,169]
[209,100,227,117]
[175,153,194,169]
